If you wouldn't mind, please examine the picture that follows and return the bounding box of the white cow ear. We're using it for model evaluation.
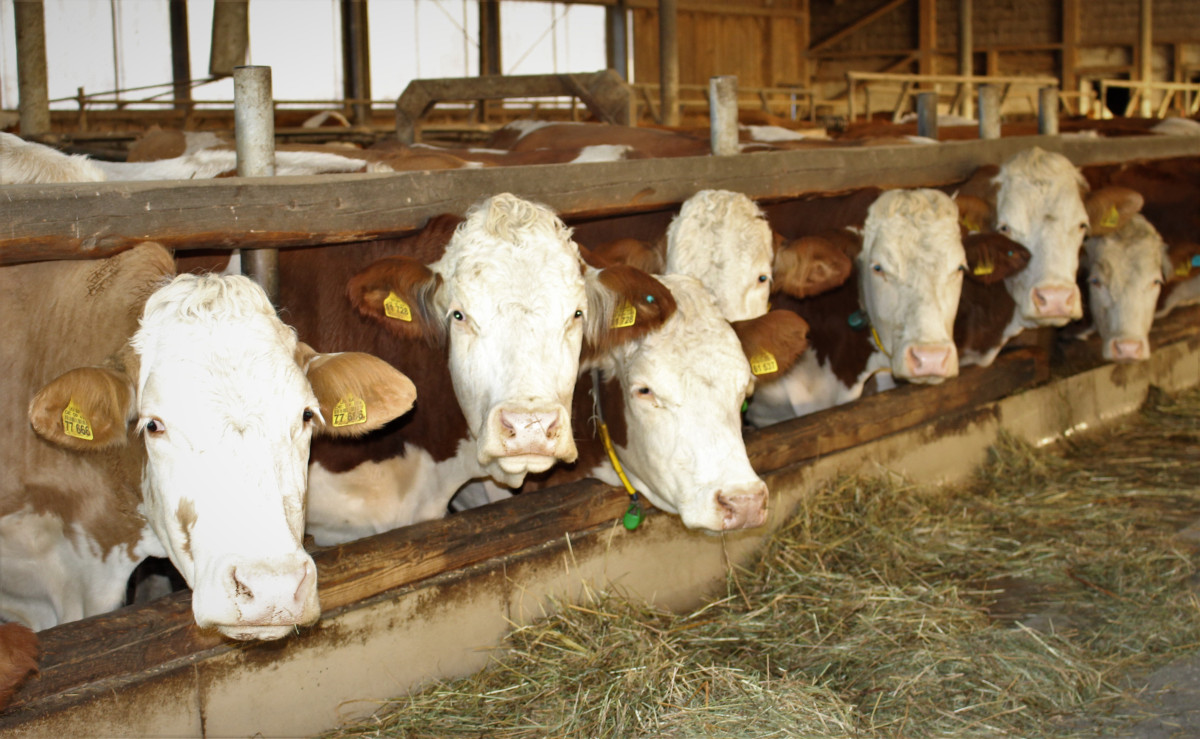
[30,367,135,450]
[305,352,417,438]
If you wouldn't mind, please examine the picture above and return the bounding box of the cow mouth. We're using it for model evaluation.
[494,453,563,476]
[216,623,304,641]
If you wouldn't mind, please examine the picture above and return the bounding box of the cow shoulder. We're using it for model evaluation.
[731,310,811,382]
[29,366,135,450]
[582,265,677,363]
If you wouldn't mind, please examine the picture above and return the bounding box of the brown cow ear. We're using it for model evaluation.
[954,194,993,234]
[587,238,665,275]
[1164,242,1200,284]
[956,163,1001,204]
[772,235,854,298]
[962,233,1029,284]
[347,257,444,344]
[1086,186,1144,236]
[305,352,417,437]
[30,367,134,451]
[731,311,809,384]
[581,265,676,363]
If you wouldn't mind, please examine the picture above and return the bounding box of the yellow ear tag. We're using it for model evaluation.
[331,396,367,428]
[959,216,981,232]
[383,291,413,322]
[610,301,637,329]
[1100,204,1120,229]
[750,350,779,376]
[972,257,995,276]
[1176,262,1192,278]
[62,399,94,441]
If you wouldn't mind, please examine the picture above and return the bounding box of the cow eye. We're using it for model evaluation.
[574,309,584,319]
[302,408,315,423]
[1079,222,1088,231]
[957,264,967,273]
[757,274,769,283]
[635,386,653,398]
[451,310,465,321]
[1089,276,1102,286]
[998,224,1011,235]
[144,418,165,435]
[1153,278,1164,287]
[871,263,884,274]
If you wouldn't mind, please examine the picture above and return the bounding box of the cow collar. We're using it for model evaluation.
[847,309,891,359]
[589,368,645,531]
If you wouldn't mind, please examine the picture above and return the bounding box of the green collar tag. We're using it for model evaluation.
[623,497,645,531]
[848,310,868,331]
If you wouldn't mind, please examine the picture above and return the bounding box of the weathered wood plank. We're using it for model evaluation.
[1,134,1197,265]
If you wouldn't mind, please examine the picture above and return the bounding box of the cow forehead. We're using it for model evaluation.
[1087,218,1165,280]
[667,190,773,272]
[862,190,965,268]
[995,150,1088,233]
[441,244,586,310]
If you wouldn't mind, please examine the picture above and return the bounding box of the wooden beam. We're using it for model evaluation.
[810,0,909,54]
[3,136,1198,266]
[1062,0,1080,98]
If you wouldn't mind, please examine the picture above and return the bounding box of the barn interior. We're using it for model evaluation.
[1,1,1199,736]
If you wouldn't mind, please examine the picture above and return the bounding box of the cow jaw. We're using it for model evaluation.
[859,189,965,384]
[132,275,321,639]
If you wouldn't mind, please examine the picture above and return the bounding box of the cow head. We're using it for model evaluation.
[978,148,1143,326]
[348,194,675,486]
[858,189,966,383]
[594,275,808,531]
[1082,215,1169,363]
[30,274,416,640]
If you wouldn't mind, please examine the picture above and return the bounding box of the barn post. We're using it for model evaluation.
[958,0,973,118]
[1138,0,1153,117]
[233,65,279,305]
[169,0,193,114]
[605,1,629,81]
[14,0,51,137]
[341,0,372,127]
[708,76,738,155]
[916,91,939,139]
[209,0,249,77]
[1037,87,1059,135]
[978,84,1001,139]
[658,0,680,126]
[478,0,501,124]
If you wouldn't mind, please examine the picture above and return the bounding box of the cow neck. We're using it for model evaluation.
[588,367,644,530]
[773,269,877,389]
[846,308,890,358]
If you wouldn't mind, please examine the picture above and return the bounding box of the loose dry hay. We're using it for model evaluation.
[325,386,1200,738]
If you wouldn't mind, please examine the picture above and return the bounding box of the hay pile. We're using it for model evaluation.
[325,387,1200,738]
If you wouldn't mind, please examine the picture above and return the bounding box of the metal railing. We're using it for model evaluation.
[844,71,1059,122]
[1096,78,1200,118]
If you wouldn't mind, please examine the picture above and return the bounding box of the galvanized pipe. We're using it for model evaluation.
[916,91,939,140]
[978,84,1001,140]
[14,0,50,136]
[1038,87,1059,135]
[708,76,739,156]
[234,65,279,304]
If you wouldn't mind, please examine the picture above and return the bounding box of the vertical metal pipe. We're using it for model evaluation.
[605,1,629,80]
[169,0,193,112]
[658,0,679,126]
[1037,87,1059,134]
[709,75,738,155]
[14,0,50,136]
[234,66,279,305]
[958,0,973,118]
[341,0,372,126]
[1139,0,1153,117]
[978,84,1001,139]
[916,91,939,139]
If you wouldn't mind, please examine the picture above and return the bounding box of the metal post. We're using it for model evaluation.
[169,0,192,113]
[209,0,249,77]
[709,76,738,155]
[14,0,50,137]
[1138,0,1153,117]
[234,66,279,305]
[605,1,629,80]
[958,0,973,118]
[1037,87,1059,135]
[341,0,372,126]
[978,84,1001,139]
[916,91,939,139]
[658,0,679,126]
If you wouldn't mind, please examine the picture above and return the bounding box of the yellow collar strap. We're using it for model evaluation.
[870,325,891,359]
[590,369,645,530]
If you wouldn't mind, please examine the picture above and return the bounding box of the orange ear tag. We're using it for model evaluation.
[62,399,94,441]
[383,291,413,322]
[332,396,367,427]
[1100,205,1120,229]
[610,302,637,329]
[750,350,779,376]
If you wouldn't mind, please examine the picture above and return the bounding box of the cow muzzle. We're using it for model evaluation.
[195,553,320,641]
[1029,284,1081,322]
[1105,337,1150,363]
[480,405,576,473]
[715,481,769,530]
[900,342,958,383]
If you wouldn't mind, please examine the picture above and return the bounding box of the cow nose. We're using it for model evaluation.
[905,344,954,377]
[229,558,314,623]
[716,482,768,530]
[1032,285,1078,318]
[1109,338,1148,362]
[497,408,563,455]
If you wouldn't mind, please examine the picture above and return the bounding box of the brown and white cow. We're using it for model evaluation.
[2,243,416,638]
[0,623,38,711]
[0,132,105,184]
[747,189,968,425]
[275,195,676,545]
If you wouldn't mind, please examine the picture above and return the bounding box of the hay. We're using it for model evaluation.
[323,386,1200,738]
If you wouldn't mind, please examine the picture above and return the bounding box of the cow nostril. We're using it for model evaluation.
[231,568,253,600]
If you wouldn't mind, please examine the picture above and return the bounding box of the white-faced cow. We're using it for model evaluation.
[274,194,676,545]
[2,243,416,639]
[747,189,967,425]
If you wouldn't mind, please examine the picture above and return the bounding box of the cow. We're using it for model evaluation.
[747,189,968,425]
[271,194,676,545]
[0,623,38,711]
[0,132,105,184]
[952,147,1144,360]
[953,232,1034,365]
[452,273,811,531]
[2,243,417,638]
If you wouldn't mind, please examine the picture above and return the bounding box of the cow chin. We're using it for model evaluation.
[217,623,304,642]
[490,453,567,478]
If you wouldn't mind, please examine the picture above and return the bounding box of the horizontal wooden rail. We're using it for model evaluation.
[2,134,1197,267]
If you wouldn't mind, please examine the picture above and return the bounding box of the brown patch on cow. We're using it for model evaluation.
[175,498,197,561]
[1086,186,1144,236]
[126,127,189,162]
[955,276,1019,357]
[0,622,40,711]
[582,265,677,364]
[589,237,666,275]
[772,234,854,298]
[305,352,417,437]
[29,367,135,451]
[731,311,810,381]
[761,187,881,240]
[955,194,993,234]
[963,233,1031,285]
[771,267,875,390]
[955,164,1001,206]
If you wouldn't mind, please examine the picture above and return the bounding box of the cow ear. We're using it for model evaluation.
[1164,242,1200,284]
[962,233,1029,284]
[30,367,134,451]
[347,257,444,344]
[954,194,993,234]
[830,228,864,262]
[588,238,665,275]
[772,234,854,298]
[731,311,809,384]
[303,349,417,437]
[581,265,676,363]
[1086,186,1144,236]
[956,164,1001,204]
